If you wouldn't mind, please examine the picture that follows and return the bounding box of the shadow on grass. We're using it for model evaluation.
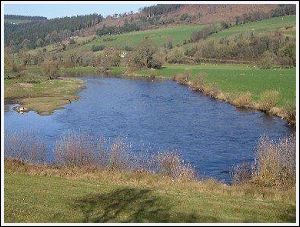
[72,188,219,223]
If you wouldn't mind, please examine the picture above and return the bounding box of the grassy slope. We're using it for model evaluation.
[113,64,296,108]
[210,15,296,38]
[4,163,296,223]
[36,24,206,56]
[84,24,206,49]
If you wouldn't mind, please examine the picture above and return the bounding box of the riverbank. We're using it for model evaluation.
[4,68,84,115]
[4,159,296,223]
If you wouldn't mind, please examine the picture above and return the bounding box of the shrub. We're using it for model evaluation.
[91,44,105,52]
[284,103,296,124]
[202,83,221,98]
[258,51,276,69]
[258,90,279,111]
[108,138,131,170]
[233,134,296,189]
[96,47,121,72]
[41,59,59,79]
[166,48,185,64]
[184,46,197,57]
[128,39,162,70]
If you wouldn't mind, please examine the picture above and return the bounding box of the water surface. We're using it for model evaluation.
[4,77,293,182]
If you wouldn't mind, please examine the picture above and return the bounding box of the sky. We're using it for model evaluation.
[4,3,154,19]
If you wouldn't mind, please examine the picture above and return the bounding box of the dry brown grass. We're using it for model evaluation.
[190,74,206,91]
[258,90,279,111]
[232,92,253,108]
[202,83,222,98]
[173,73,190,84]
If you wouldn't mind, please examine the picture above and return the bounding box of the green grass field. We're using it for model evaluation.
[84,24,205,50]
[210,15,296,39]
[4,164,296,223]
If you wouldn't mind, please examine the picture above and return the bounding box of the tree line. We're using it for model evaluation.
[5,14,104,51]
[4,14,47,21]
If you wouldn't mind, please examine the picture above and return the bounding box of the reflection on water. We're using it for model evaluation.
[4,77,294,182]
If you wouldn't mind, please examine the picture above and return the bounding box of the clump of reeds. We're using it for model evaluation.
[233,134,296,189]
[54,133,100,167]
[4,131,47,164]
[53,132,196,180]
[107,138,131,171]
[254,134,296,188]
[232,162,254,184]
[155,152,196,180]
[284,103,296,125]
[232,92,252,108]
[258,90,279,112]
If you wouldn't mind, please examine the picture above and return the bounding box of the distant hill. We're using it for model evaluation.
[4,4,296,50]
[81,4,279,36]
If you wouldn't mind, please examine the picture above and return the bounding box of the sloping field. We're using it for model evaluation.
[81,24,206,50]
[210,15,296,38]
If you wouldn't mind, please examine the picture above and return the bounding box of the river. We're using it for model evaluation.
[4,77,293,182]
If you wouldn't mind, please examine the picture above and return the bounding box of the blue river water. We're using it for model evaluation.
[4,77,293,182]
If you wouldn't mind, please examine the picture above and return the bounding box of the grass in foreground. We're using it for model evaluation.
[4,160,296,223]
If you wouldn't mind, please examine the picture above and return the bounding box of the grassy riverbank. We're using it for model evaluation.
[4,67,84,115]
[4,160,296,223]
[124,64,296,107]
